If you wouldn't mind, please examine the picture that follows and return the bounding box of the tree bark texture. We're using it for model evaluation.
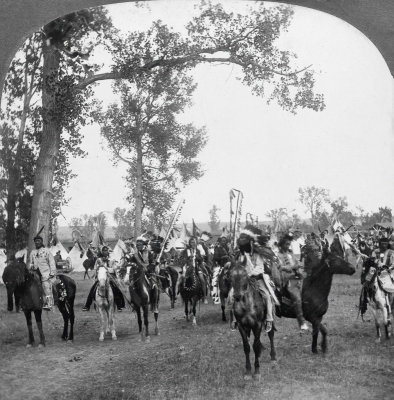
[134,136,143,238]
[27,39,60,253]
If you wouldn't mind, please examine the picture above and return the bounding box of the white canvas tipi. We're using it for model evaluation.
[111,239,127,262]
[68,244,87,272]
[49,241,69,260]
[0,248,6,284]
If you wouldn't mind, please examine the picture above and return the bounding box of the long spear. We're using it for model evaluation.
[157,199,185,262]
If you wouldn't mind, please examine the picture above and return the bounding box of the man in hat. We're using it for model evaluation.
[28,235,57,310]
[233,226,278,333]
[82,246,125,311]
[277,233,309,331]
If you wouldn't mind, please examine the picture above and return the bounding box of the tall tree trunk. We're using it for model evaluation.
[134,136,143,238]
[28,39,60,253]
[5,167,18,253]
[6,86,31,254]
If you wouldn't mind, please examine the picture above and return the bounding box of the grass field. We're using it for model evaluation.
[1,270,394,400]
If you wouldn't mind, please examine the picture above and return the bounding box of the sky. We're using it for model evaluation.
[60,0,394,227]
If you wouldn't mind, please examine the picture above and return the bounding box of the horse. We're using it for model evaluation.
[8,260,76,346]
[359,257,394,342]
[278,237,356,354]
[179,261,205,325]
[157,263,179,309]
[124,262,160,342]
[95,265,117,341]
[217,262,235,325]
[83,248,97,279]
[231,261,276,379]
[2,259,24,312]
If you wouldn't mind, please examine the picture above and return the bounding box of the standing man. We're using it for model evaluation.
[29,235,57,310]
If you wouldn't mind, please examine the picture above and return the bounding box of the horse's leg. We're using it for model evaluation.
[143,304,150,343]
[6,286,14,311]
[153,289,160,336]
[15,291,21,313]
[221,295,227,322]
[24,311,35,347]
[34,310,45,348]
[267,325,277,362]
[184,298,189,322]
[192,298,197,326]
[97,302,105,341]
[311,318,321,354]
[383,295,391,340]
[68,298,75,342]
[370,306,382,343]
[110,298,117,341]
[319,322,328,353]
[58,301,69,340]
[252,324,263,377]
[238,324,252,379]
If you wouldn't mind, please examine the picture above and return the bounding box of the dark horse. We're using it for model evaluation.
[158,263,179,309]
[217,262,235,326]
[2,259,24,312]
[278,237,356,353]
[83,248,97,279]
[179,261,204,325]
[6,259,76,346]
[231,261,276,379]
[124,262,160,342]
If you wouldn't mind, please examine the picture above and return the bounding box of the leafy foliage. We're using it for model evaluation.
[96,67,207,234]
[105,2,325,114]
[298,186,330,229]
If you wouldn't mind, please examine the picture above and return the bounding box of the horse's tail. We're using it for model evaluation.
[358,285,368,320]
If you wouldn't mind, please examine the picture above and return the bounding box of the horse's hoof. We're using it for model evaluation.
[312,349,318,354]
[66,340,73,344]
[38,343,45,349]
[145,336,151,343]
[99,338,104,342]
[253,372,261,380]
[375,338,381,344]
[112,336,117,341]
[243,374,252,381]
[26,343,33,348]
[155,330,160,336]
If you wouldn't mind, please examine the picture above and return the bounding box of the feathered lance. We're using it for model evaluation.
[156,199,185,263]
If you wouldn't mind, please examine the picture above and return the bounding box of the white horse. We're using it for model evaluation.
[95,266,117,342]
[361,260,394,342]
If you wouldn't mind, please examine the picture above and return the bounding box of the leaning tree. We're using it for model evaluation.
[10,2,325,252]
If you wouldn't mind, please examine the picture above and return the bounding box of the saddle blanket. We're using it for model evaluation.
[378,270,394,293]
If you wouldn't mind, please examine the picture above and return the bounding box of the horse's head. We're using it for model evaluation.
[97,266,109,290]
[230,261,249,302]
[124,262,143,286]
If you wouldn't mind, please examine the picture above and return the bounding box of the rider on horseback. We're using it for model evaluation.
[213,236,233,304]
[234,226,278,333]
[82,246,125,312]
[28,235,57,311]
[179,237,209,304]
[277,233,309,331]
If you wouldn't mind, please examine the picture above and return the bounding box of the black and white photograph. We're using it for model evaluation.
[1,1,394,399]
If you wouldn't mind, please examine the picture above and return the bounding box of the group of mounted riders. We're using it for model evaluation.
[7,222,394,337]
